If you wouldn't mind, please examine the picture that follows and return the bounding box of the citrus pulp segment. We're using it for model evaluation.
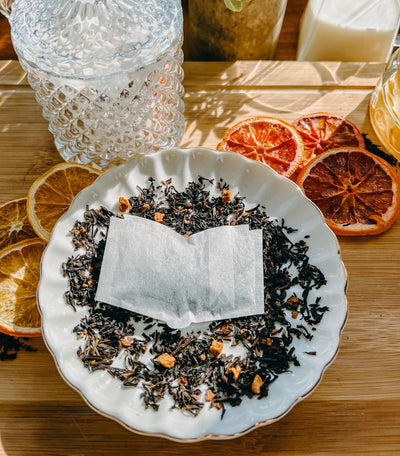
[0,197,37,251]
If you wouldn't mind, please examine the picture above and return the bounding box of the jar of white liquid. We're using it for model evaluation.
[297,0,400,62]
[8,0,185,170]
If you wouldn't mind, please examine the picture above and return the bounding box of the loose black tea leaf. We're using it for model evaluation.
[363,133,399,167]
[62,177,329,416]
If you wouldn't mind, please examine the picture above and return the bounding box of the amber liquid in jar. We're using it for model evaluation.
[369,49,400,165]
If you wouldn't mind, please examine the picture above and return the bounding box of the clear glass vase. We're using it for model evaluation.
[9,0,185,170]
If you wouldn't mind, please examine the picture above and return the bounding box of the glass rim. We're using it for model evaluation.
[10,0,183,80]
[381,47,400,130]
[16,37,182,82]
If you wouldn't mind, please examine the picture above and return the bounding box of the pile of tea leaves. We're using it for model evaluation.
[62,177,328,417]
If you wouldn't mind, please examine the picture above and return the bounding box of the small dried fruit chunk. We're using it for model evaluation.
[209,339,224,357]
[251,374,264,394]
[205,389,215,402]
[227,364,242,380]
[221,189,231,203]
[154,212,165,223]
[178,377,187,388]
[119,197,130,213]
[157,353,176,368]
[120,337,132,347]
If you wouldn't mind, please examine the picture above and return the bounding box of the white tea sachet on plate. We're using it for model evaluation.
[95,215,264,328]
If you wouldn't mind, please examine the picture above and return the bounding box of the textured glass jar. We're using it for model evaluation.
[9,0,185,169]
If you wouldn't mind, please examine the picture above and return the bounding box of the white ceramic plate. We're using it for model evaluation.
[38,147,347,441]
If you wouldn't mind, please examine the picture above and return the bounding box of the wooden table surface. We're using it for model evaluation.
[0,59,399,455]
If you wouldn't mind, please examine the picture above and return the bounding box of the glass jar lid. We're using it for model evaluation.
[10,0,182,78]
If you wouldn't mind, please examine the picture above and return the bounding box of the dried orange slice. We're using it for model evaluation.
[0,197,37,251]
[292,112,364,178]
[27,163,102,242]
[296,148,400,236]
[0,238,46,337]
[217,116,305,177]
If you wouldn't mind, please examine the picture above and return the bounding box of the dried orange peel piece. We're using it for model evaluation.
[0,238,46,337]
[218,116,305,178]
[296,147,400,236]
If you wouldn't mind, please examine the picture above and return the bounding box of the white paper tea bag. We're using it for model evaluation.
[95,216,265,328]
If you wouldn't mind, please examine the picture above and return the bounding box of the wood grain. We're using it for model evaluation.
[275,0,308,60]
[0,60,399,455]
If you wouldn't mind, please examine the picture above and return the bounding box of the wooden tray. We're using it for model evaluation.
[0,60,399,456]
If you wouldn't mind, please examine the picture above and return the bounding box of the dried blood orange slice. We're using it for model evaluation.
[217,117,305,177]
[296,147,400,236]
[292,112,364,178]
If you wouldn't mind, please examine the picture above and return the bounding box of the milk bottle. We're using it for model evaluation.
[297,0,400,62]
